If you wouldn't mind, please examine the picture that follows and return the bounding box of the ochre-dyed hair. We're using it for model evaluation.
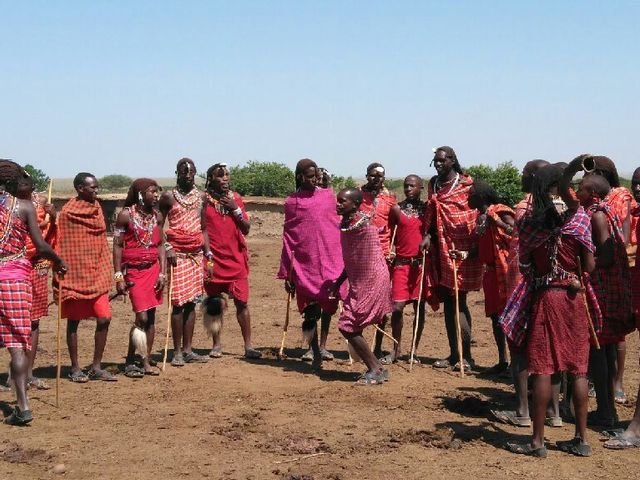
[204,163,228,191]
[124,178,160,207]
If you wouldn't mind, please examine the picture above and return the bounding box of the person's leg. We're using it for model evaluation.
[144,308,156,370]
[171,304,185,359]
[547,373,562,420]
[235,299,260,357]
[389,301,406,361]
[27,320,40,380]
[8,347,29,411]
[66,320,81,373]
[588,344,615,424]
[414,301,427,352]
[490,314,508,367]
[511,348,530,418]
[319,311,331,351]
[605,344,618,421]
[458,292,473,364]
[441,293,457,364]
[531,374,551,449]
[613,340,626,399]
[181,302,196,353]
[302,303,321,362]
[373,315,387,357]
[92,317,111,372]
[342,330,383,378]
[571,374,590,445]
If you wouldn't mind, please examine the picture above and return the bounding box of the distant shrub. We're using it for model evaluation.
[331,175,357,192]
[100,174,133,191]
[24,164,50,192]
[229,161,294,197]
[465,161,523,206]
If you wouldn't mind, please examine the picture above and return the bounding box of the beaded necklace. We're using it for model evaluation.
[340,212,368,232]
[172,186,202,211]
[129,205,157,248]
[399,199,425,219]
[434,173,460,195]
[206,191,233,216]
[0,192,17,246]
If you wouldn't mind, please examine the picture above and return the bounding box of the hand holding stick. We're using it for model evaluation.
[576,256,600,350]
[451,241,465,378]
[278,251,295,359]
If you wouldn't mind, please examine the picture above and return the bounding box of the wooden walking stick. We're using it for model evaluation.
[576,256,600,350]
[43,178,53,225]
[278,251,295,359]
[56,276,63,408]
[451,242,465,378]
[161,267,174,371]
[409,249,427,371]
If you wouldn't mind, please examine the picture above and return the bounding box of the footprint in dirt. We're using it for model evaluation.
[441,394,493,417]
[387,427,462,450]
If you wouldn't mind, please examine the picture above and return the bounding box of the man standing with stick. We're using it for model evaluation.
[0,160,66,425]
[420,147,482,372]
[159,158,210,366]
[56,172,116,382]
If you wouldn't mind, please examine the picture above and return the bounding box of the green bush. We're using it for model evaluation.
[331,175,357,192]
[100,174,133,191]
[229,161,295,197]
[24,164,50,192]
[465,161,523,206]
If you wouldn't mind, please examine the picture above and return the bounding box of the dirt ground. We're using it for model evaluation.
[1,231,640,479]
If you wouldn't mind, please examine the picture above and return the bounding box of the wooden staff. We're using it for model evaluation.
[43,178,53,225]
[451,242,465,378]
[56,276,63,408]
[278,251,295,358]
[389,225,398,257]
[576,256,600,350]
[161,267,174,371]
[374,324,399,345]
[409,249,427,371]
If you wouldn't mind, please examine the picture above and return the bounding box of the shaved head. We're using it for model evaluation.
[582,174,611,199]
[404,174,423,185]
[341,187,362,205]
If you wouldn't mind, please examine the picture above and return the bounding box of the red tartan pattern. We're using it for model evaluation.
[423,175,482,292]
[0,279,32,349]
[30,266,49,320]
[170,252,204,306]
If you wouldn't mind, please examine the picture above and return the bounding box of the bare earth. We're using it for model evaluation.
[1,229,639,479]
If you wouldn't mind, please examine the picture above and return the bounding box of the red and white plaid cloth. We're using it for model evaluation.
[171,252,204,306]
[423,175,482,292]
[0,280,33,349]
[30,266,49,320]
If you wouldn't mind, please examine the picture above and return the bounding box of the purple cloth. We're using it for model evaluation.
[339,221,393,333]
[278,188,346,303]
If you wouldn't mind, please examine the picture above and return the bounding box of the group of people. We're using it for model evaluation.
[1,151,640,458]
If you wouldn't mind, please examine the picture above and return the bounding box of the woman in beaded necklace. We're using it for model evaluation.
[113,178,166,377]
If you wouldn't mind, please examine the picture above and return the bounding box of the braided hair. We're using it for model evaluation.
[527,164,564,230]
[124,178,160,207]
[0,159,29,194]
[204,163,228,191]
[433,146,463,174]
[469,179,503,207]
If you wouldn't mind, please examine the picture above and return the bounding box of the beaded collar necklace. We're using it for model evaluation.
[129,205,157,248]
[0,192,18,249]
[340,212,368,232]
[172,186,201,210]
[399,199,425,218]
[206,191,233,216]
[434,173,460,195]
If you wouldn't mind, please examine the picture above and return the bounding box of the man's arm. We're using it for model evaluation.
[592,211,614,268]
[19,199,66,272]
[112,209,129,294]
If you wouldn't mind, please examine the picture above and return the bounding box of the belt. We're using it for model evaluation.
[393,256,423,267]
[125,262,157,271]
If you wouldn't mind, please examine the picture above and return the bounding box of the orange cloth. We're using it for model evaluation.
[485,204,515,313]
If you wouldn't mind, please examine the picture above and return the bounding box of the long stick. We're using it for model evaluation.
[374,324,399,345]
[451,242,465,378]
[43,178,53,224]
[161,267,174,371]
[389,224,398,255]
[409,250,427,371]
[278,251,295,358]
[56,276,63,408]
[576,256,600,350]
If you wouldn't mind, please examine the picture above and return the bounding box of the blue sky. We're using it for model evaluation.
[1,1,639,179]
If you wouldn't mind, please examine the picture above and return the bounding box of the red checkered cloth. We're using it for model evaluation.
[55,198,112,301]
[587,201,635,343]
[359,188,397,257]
[607,187,632,228]
[26,196,57,261]
[485,204,516,311]
[170,252,204,306]
[0,279,33,349]
[30,265,49,320]
[423,175,482,292]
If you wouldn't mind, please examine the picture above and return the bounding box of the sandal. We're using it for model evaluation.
[614,390,627,405]
[506,442,547,458]
[124,364,145,379]
[144,368,160,376]
[354,370,385,386]
[600,428,625,440]
[68,370,89,383]
[491,410,531,427]
[3,407,33,426]
[453,360,472,372]
[545,416,563,428]
[301,349,314,362]
[485,362,509,375]
[171,352,185,367]
[209,347,223,358]
[556,438,592,457]
[320,348,334,361]
[244,348,262,359]
[27,377,51,390]
[0,383,12,393]
[88,369,118,382]
[379,354,396,365]
[406,356,421,365]
[604,435,640,450]
[433,358,452,369]
[183,351,209,363]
